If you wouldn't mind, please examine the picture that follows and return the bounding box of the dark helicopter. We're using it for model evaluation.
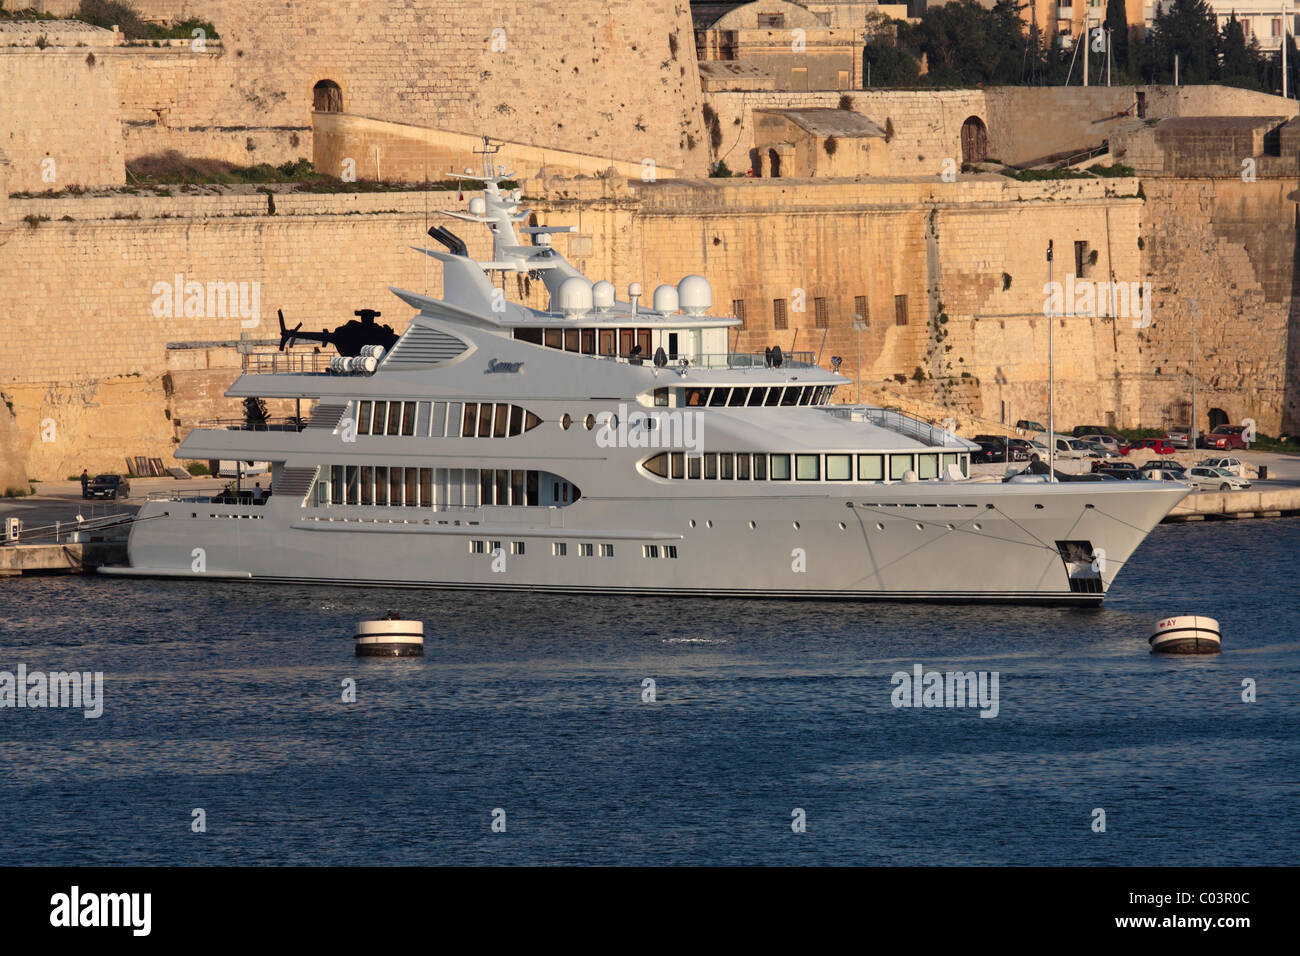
[277,308,399,357]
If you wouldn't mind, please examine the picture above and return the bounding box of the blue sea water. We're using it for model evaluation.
[0,518,1296,866]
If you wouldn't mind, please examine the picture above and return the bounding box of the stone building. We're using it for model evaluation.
[693,0,864,91]
[752,107,889,176]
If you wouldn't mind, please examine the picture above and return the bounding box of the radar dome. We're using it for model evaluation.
[468,197,486,216]
[592,281,616,311]
[677,275,712,315]
[556,276,594,317]
[652,284,680,314]
[628,282,643,298]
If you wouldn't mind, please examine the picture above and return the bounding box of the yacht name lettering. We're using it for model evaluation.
[486,359,524,373]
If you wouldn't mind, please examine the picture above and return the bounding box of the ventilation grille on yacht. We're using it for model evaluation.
[305,403,349,429]
[382,325,470,368]
[276,466,319,503]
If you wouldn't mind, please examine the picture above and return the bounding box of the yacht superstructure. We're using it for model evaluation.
[115,171,1188,602]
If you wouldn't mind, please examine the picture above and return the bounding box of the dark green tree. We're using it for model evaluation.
[1103,0,1130,77]
[1147,0,1221,84]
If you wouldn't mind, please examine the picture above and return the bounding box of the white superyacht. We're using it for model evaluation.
[116,173,1188,602]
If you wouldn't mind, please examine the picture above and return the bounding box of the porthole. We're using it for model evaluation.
[749,520,756,529]
[876,522,885,531]
[946,523,955,530]
[973,522,982,531]
[706,519,714,528]
[792,521,800,530]
[560,413,572,430]
[583,414,595,430]
[915,522,924,531]
[838,521,846,530]
[1085,503,1095,509]
[689,519,696,528]
[1034,503,1044,510]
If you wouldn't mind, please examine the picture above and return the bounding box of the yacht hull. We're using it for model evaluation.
[117,483,1186,604]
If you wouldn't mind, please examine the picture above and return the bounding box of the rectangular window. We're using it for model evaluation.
[654,388,669,407]
[420,468,433,508]
[643,545,660,558]
[890,454,913,481]
[493,404,508,438]
[553,542,567,556]
[747,387,767,407]
[373,467,388,506]
[563,328,580,352]
[389,467,403,506]
[708,388,729,407]
[462,403,477,437]
[857,454,884,481]
[736,454,750,480]
[511,541,525,555]
[579,543,594,557]
[719,453,734,480]
[795,454,820,481]
[415,402,430,437]
[346,465,360,505]
[687,454,702,480]
[814,296,829,328]
[509,405,523,436]
[443,403,458,438]
[894,295,909,326]
[511,470,525,507]
[481,470,494,506]
[386,402,402,436]
[637,329,652,358]
[526,470,539,506]
[402,402,416,436]
[773,298,788,330]
[470,540,486,555]
[600,544,615,557]
[854,295,869,326]
[826,454,851,481]
[360,466,374,505]
[478,403,493,438]
[753,454,767,480]
[764,387,782,406]
[599,329,616,356]
[665,545,678,559]
[780,387,799,406]
[619,329,635,357]
[544,328,563,349]
[728,387,750,407]
[671,453,685,479]
[581,329,596,354]
[405,468,418,506]
[770,454,791,480]
[1074,240,1088,279]
[357,400,373,435]
[495,470,509,506]
[704,454,718,480]
[917,454,939,480]
[732,299,746,323]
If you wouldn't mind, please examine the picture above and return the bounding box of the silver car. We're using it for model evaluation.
[1184,466,1251,491]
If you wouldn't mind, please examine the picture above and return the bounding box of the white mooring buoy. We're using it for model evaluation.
[355,612,424,657]
[1149,615,1221,655]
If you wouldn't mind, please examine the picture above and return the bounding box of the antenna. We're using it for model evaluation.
[474,136,502,180]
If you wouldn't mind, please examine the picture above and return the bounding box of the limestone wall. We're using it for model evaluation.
[0,48,125,193]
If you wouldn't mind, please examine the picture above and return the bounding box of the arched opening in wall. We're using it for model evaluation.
[768,148,782,178]
[313,80,343,113]
[1208,407,1229,430]
[960,116,988,165]
[749,147,762,177]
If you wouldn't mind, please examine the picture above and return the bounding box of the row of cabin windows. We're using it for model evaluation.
[460,402,542,438]
[354,400,541,439]
[764,294,908,330]
[319,466,577,508]
[642,451,969,482]
[513,326,654,358]
[642,545,679,558]
[546,542,615,557]
[470,540,527,555]
[653,385,836,408]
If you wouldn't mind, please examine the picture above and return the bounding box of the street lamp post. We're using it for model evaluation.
[1047,240,1055,479]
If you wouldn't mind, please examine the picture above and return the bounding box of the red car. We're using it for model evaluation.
[1198,426,1248,451]
[1131,438,1176,455]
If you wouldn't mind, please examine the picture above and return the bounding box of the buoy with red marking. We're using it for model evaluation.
[1149,615,1220,655]
[355,611,424,657]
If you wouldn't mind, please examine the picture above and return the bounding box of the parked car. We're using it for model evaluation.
[1079,439,1119,459]
[1198,426,1248,451]
[1131,437,1177,455]
[1009,437,1048,460]
[1079,434,1130,456]
[1138,459,1184,476]
[1016,419,1046,433]
[84,474,130,500]
[1051,436,1091,460]
[1184,466,1251,491]
[1198,456,1247,477]
[1098,468,1145,480]
[1071,425,1126,441]
[973,441,1007,464]
[973,436,1028,461]
[1164,428,1190,449]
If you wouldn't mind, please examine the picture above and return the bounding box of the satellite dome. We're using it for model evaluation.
[468,197,486,216]
[677,275,712,315]
[556,276,594,317]
[592,281,616,311]
[628,282,643,298]
[652,284,680,314]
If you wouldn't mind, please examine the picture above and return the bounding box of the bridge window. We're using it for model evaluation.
[770,454,791,480]
[795,454,820,481]
[826,454,851,481]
